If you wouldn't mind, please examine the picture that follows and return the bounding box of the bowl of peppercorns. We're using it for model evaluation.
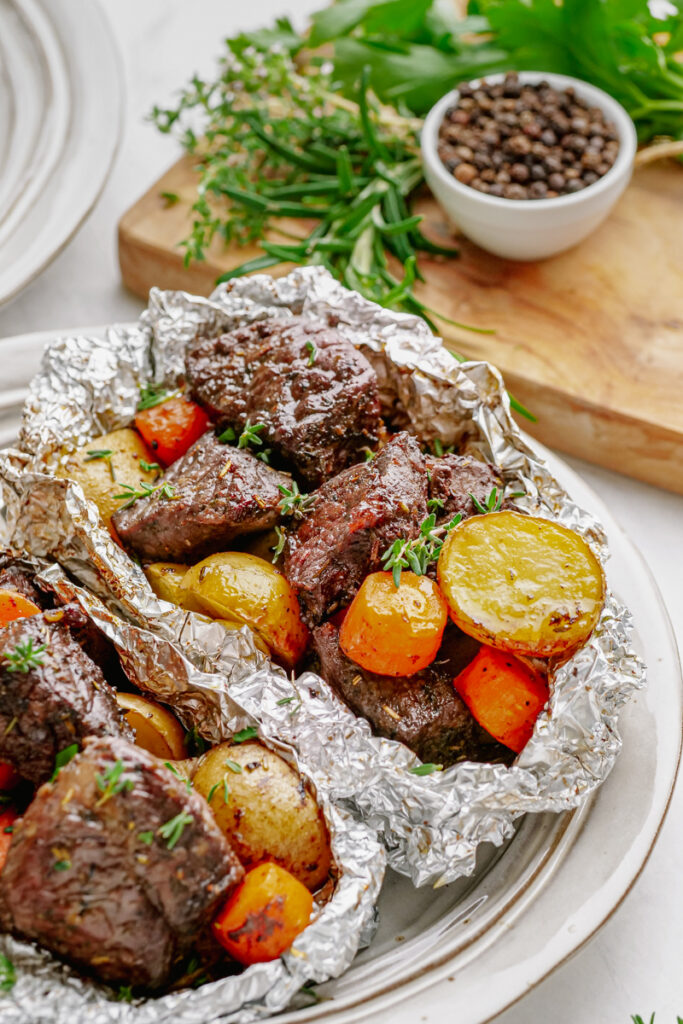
[421,71,637,261]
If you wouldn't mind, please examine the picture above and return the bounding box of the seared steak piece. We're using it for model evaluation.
[112,431,292,563]
[186,317,381,487]
[1,737,242,990]
[425,453,503,524]
[284,432,428,626]
[312,622,513,767]
[0,563,49,607]
[0,605,130,785]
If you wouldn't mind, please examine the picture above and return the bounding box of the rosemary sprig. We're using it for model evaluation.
[271,525,286,562]
[3,638,47,674]
[381,511,462,587]
[278,481,316,519]
[158,810,194,851]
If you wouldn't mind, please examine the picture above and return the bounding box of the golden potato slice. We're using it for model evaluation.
[56,428,158,532]
[144,562,188,604]
[193,741,331,891]
[116,693,186,759]
[437,510,605,659]
[179,552,308,668]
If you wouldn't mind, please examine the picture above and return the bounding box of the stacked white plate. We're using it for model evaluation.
[0,0,122,306]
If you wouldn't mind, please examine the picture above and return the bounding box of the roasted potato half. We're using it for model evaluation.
[56,429,158,532]
[116,693,186,760]
[437,510,605,659]
[144,562,188,604]
[179,552,308,668]
[193,741,331,891]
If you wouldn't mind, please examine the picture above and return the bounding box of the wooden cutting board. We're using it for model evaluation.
[119,157,683,495]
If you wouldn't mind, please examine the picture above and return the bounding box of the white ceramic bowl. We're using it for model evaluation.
[421,71,638,261]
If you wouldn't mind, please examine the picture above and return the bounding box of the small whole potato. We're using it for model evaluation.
[116,693,186,760]
[179,552,308,668]
[193,741,331,891]
[56,428,158,532]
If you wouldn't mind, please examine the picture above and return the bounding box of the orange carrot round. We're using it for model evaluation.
[339,571,448,677]
[212,862,313,965]
[453,645,549,753]
[0,763,19,791]
[0,807,18,875]
[135,395,210,467]
[0,589,41,626]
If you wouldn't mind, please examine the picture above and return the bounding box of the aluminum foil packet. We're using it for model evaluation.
[0,553,385,1024]
[0,266,645,888]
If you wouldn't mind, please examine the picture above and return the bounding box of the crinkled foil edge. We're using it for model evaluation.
[0,266,645,889]
[0,556,384,1023]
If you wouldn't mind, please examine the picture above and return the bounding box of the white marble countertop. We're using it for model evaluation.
[1,2,681,1021]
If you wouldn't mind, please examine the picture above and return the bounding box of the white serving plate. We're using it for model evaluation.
[0,0,122,307]
[1,327,680,1023]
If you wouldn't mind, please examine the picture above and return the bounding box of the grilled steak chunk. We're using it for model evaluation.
[312,622,513,767]
[284,432,428,626]
[186,317,381,487]
[1,737,242,990]
[0,605,130,785]
[425,453,502,524]
[112,431,292,563]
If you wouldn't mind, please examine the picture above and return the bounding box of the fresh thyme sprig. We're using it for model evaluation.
[470,486,526,515]
[3,638,47,674]
[218,420,270,462]
[271,525,286,562]
[50,743,79,783]
[113,480,176,510]
[95,760,135,807]
[158,810,194,850]
[278,481,316,519]
[85,449,117,482]
[381,511,462,586]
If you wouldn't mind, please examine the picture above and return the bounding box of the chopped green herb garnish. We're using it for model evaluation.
[363,448,375,462]
[224,759,242,774]
[138,831,155,846]
[223,778,230,804]
[2,717,17,737]
[427,497,444,512]
[470,487,504,515]
[137,383,175,411]
[117,984,134,1002]
[432,438,455,458]
[161,191,179,207]
[409,763,443,776]
[85,449,113,460]
[53,859,71,871]
[95,760,135,806]
[207,782,220,803]
[272,525,286,562]
[278,481,316,519]
[218,420,268,461]
[217,426,236,443]
[3,638,47,674]
[276,696,294,706]
[139,459,161,473]
[158,810,193,850]
[305,341,317,367]
[0,953,16,992]
[381,511,462,586]
[50,743,79,783]
[3,826,13,835]
[232,726,258,743]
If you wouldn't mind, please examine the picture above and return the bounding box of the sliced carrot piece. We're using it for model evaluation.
[339,571,447,677]
[212,862,313,965]
[453,645,549,753]
[0,589,41,626]
[135,395,210,467]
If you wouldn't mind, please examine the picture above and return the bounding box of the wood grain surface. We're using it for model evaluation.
[118,157,683,494]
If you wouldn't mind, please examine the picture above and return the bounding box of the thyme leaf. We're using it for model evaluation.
[3,638,47,674]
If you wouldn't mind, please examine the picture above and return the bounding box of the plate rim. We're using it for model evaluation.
[0,0,124,308]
